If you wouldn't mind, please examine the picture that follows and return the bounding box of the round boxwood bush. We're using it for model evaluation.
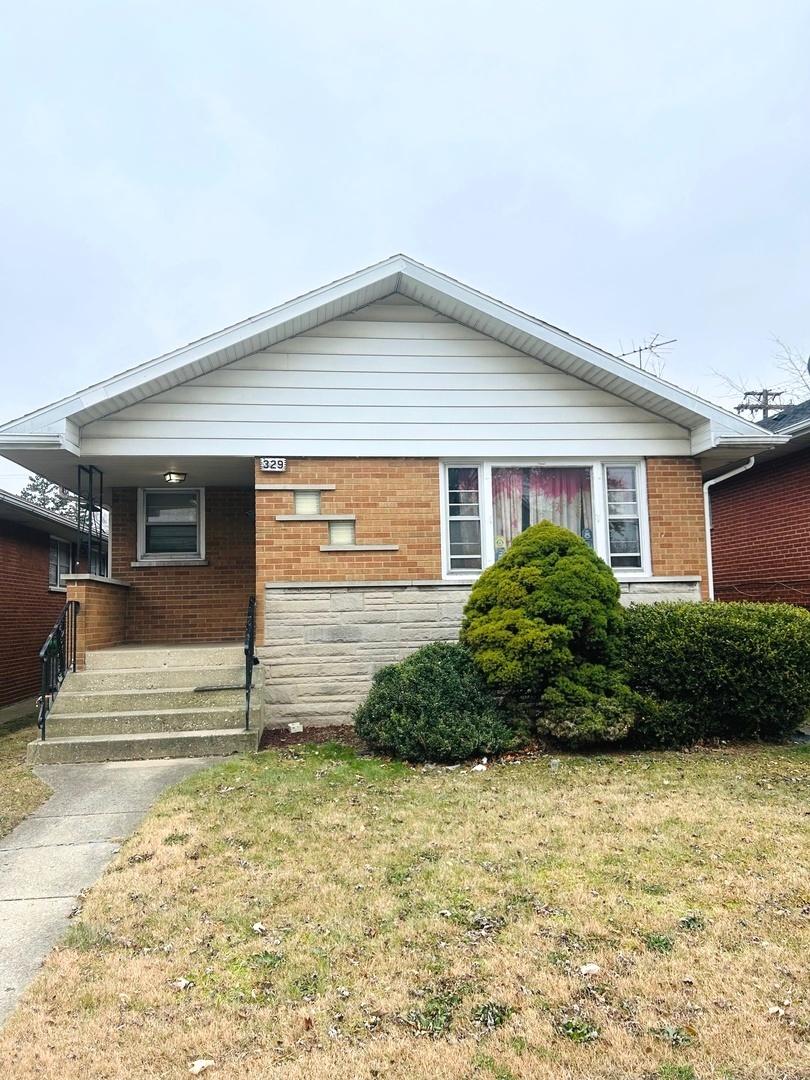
[622,601,810,743]
[460,522,624,720]
[353,641,516,763]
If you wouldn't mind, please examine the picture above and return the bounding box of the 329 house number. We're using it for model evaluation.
[259,457,287,472]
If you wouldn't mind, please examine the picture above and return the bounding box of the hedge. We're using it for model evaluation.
[622,601,810,744]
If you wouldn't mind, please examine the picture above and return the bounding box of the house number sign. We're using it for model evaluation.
[259,457,287,472]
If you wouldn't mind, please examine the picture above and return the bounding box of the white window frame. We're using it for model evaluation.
[440,462,486,575]
[603,461,650,574]
[48,536,72,589]
[440,459,651,581]
[137,487,205,561]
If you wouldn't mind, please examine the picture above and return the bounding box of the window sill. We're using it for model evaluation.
[615,574,701,582]
[63,573,131,588]
[275,514,356,522]
[131,558,209,568]
[48,585,67,594]
[320,544,400,552]
[256,483,337,491]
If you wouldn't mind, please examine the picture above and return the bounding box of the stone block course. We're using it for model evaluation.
[262,576,702,727]
[262,583,470,726]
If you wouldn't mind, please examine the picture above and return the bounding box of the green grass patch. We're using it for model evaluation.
[0,707,50,837]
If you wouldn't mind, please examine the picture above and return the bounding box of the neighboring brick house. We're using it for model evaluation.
[0,254,784,748]
[0,491,81,708]
[709,400,810,605]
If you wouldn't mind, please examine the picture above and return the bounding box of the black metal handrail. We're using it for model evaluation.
[244,594,258,731]
[38,600,78,741]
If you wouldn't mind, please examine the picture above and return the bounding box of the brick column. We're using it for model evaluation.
[645,458,709,599]
[64,575,130,670]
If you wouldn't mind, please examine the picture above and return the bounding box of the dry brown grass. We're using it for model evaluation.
[1,743,808,1079]
[0,707,50,838]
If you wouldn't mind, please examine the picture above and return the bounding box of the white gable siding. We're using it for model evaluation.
[79,297,691,457]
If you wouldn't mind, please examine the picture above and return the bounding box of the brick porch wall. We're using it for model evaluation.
[645,457,709,598]
[65,577,129,670]
[111,487,255,644]
[0,521,66,707]
[711,446,810,605]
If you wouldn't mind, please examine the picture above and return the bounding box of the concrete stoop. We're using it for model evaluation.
[27,643,263,764]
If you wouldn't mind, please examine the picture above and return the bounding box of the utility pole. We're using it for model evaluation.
[734,389,791,420]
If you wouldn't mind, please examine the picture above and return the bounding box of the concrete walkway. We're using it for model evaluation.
[0,757,215,1027]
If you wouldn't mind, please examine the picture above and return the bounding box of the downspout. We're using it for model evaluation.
[702,457,755,600]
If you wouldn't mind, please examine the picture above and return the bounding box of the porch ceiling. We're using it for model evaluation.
[0,449,254,503]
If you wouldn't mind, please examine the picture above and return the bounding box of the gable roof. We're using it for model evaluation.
[0,254,783,458]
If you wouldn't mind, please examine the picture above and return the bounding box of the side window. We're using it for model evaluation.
[49,538,72,587]
[446,466,482,571]
[605,466,643,569]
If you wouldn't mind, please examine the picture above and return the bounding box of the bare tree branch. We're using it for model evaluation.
[772,337,810,398]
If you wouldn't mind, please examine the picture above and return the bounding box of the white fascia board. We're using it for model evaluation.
[690,420,788,455]
[0,424,79,454]
[0,432,64,450]
[689,422,716,456]
[0,253,770,451]
[715,434,790,446]
[62,420,80,455]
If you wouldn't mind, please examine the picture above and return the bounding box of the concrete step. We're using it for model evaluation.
[53,686,246,714]
[27,727,260,764]
[85,644,245,671]
[65,666,247,691]
[44,705,246,737]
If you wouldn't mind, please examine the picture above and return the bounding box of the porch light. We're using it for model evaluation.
[163,471,187,484]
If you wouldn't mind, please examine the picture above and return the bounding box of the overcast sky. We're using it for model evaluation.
[1,0,808,491]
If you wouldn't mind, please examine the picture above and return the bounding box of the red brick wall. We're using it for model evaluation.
[711,447,810,605]
[0,521,67,707]
[111,488,255,644]
[646,458,709,598]
[66,578,129,670]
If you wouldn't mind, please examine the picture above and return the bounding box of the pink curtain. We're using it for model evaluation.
[493,467,593,556]
[492,468,523,551]
[528,468,592,535]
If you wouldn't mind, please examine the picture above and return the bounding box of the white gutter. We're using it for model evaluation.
[0,433,63,448]
[702,457,755,600]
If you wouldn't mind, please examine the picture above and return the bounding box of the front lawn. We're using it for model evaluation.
[2,743,808,1078]
[0,706,50,837]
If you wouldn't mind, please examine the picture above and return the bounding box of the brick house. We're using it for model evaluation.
[0,490,85,708]
[0,256,782,760]
[709,400,810,604]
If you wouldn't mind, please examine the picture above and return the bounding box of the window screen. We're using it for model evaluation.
[446,467,482,571]
[605,466,642,569]
[143,490,200,556]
